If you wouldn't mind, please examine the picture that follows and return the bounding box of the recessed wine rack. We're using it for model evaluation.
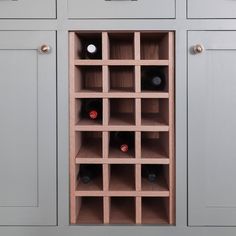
[70,31,175,225]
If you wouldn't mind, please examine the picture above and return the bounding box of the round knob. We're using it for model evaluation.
[193,44,204,54]
[39,44,51,54]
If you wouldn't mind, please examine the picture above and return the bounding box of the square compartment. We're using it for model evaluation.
[75,131,102,159]
[141,132,169,159]
[109,66,135,92]
[141,98,169,126]
[109,164,135,191]
[141,164,169,192]
[142,197,169,224]
[109,131,135,159]
[77,164,103,191]
[141,32,169,60]
[109,98,135,125]
[76,98,103,125]
[77,197,104,224]
[110,197,135,224]
[75,32,102,60]
[141,66,169,92]
[75,66,102,92]
[109,33,134,59]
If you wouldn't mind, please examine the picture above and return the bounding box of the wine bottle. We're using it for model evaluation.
[83,40,102,59]
[81,99,102,120]
[141,67,166,91]
[110,131,134,153]
[141,165,159,182]
[78,164,99,184]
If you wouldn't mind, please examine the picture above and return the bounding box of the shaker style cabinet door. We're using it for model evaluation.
[0,31,56,225]
[188,31,236,226]
[68,0,175,19]
[188,0,236,19]
[0,0,55,18]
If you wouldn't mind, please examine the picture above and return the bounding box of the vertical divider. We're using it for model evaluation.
[102,32,109,61]
[135,66,141,93]
[135,131,141,159]
[103,132,109,159]
[134,32,141,60]
[168,32,175,224]
[135,197,142,224]
[69,32,77,224]
[103,98,109,126]
[103,197,110,224]
[135,99,141,126]
[103,66,109,93]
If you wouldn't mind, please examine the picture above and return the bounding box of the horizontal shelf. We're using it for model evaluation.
[74,59,169,66]
[74,92,169,99]
[75,125,169,132]
[75,158,170,165]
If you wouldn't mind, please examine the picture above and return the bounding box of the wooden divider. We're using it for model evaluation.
[69,31,175,225]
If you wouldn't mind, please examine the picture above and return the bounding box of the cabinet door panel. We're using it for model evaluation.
[0,0,55,18]
[0,31,56,225]
[188,0,236,19]
[188,31,236,226]
[68,0,175,19]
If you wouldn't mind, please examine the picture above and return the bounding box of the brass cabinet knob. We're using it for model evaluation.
[193,44,204,54]
[39,44,51,54]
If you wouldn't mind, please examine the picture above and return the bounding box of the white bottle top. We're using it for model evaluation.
[87,44,97,54]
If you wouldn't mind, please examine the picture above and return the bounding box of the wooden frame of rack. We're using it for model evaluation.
[69,31,175,225]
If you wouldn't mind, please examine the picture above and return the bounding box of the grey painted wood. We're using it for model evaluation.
[187,0,236,19]
[188,31,236,226]
[68,0,175,19]
[0,31,56,225]
[0,0,56,19]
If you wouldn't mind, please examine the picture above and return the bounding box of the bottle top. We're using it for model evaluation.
[152,76,162,86]
[89,110,98,119]
[87,44,97,54]
[120,144,129,153]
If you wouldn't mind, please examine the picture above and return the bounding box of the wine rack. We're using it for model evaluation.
[69,31,175,225]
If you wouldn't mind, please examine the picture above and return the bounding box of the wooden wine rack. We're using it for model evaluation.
[69,31,175,225]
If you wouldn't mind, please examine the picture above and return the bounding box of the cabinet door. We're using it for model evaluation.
[0,31,56,225]
[0,0,55,18]
[68,0,175,19]
[188,0,236,19]
[188,31,236,226]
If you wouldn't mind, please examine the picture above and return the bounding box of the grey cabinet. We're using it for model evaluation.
[68,0,175,19]
[0,0,55,18]
[187,0,236,19]
[188,31,236,226]
[0,31,56,225]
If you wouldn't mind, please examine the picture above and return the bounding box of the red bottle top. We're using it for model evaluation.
[89,110,98,120]
[120,144,129,153]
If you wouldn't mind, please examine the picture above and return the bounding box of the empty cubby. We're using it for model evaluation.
[109,164,135,191]
[141,164,169,192]
[75,32,102,60]
[75,98,103,125]
[108,131,135,159]
[141,132,169,159]
[140,32,169,60]
[76,197,104,224]
[141,98,169,126]
[109,98,135,125]
[110,197,135,224]
[141,66,169,92]
[74,66,102,92]
[76,164,103,191]
[142,197,169,224]
[108,33,134,60]
[108,66,135,92]
[75,132,102,159]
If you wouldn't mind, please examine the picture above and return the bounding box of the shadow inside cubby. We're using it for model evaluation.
[75,32,102,60]
[109,98,135,126]
[77,164,103,191]
[77,197,104,224]
[108,66,135,93]
[141,132,168,159]
[108,33,134,60]
[110,197,135,224]
[75,66,102,92]
[109,164,135,191]
[142,197,169,224]
[75,131,102,159]
[141,98,169,126]
[140,32,169,60]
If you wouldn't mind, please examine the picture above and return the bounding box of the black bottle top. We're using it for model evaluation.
[141,67,166,91]
[78,164,100,184]
[141,165,160,182]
